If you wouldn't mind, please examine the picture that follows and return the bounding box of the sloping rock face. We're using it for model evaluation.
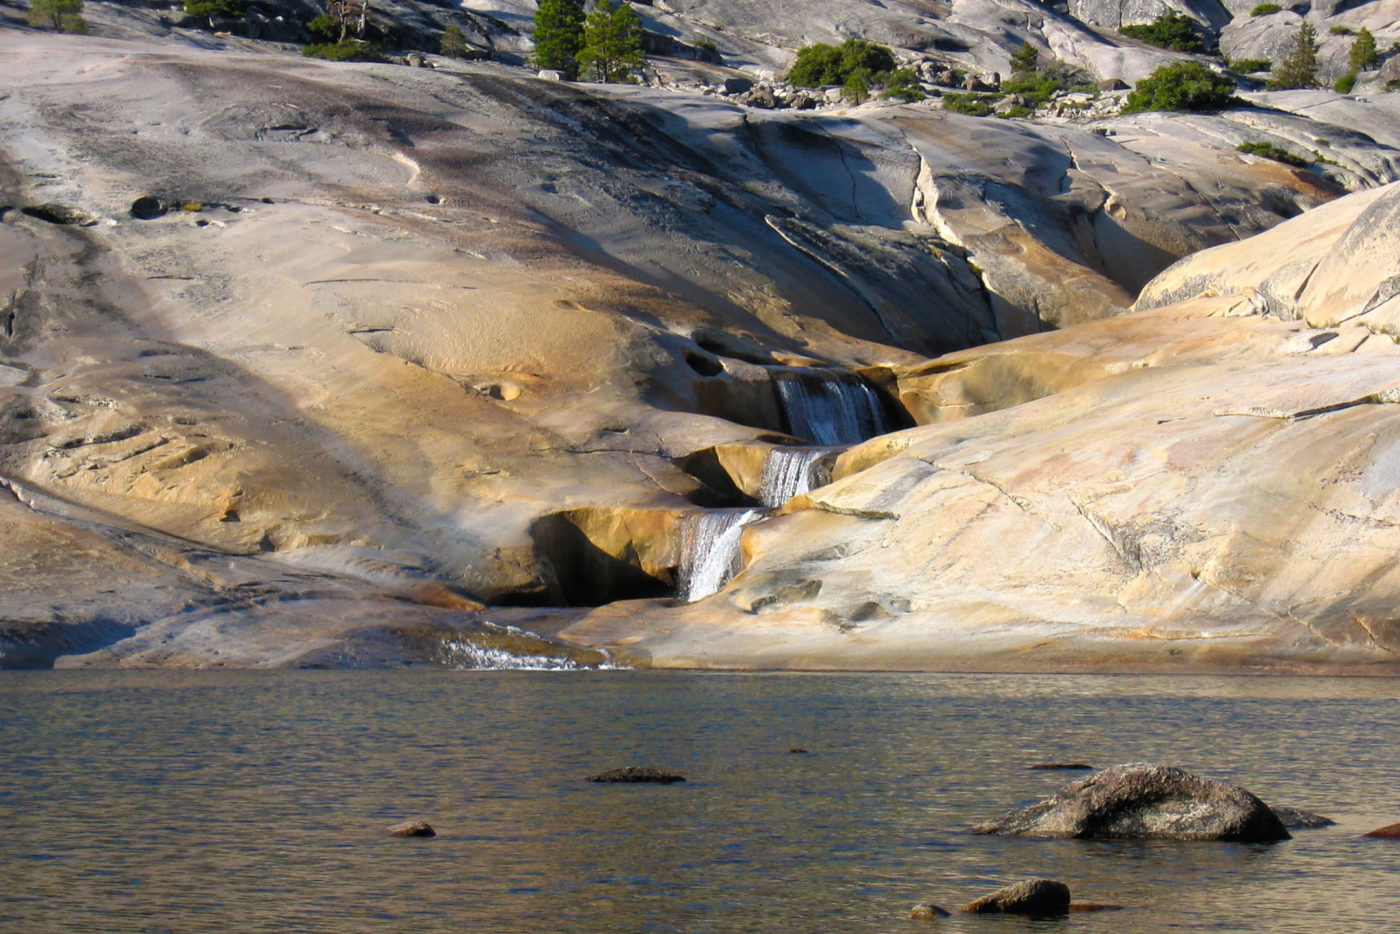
[1,23,1370,668]
[561,184,1400,672]
[969,763,1291,841]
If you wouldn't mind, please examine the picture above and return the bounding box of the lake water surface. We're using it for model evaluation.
[3,671,1399,932]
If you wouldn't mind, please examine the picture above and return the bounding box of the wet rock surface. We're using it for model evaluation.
[1271,806,1337,829]
[387,820,436,837]
[962,878,1071,915]
[970,763,1291,842]
[588,767,687,783]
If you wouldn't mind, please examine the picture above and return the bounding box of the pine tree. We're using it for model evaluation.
[1009,42,1038,76]
[1349,27,1379,72]
[441,22,470,59]
[1270,20,1318,89]
[27,0,87,32]
[576,0,645,83]
[531,0,585,78]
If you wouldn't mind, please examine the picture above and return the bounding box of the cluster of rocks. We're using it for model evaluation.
[904,761,1399,921]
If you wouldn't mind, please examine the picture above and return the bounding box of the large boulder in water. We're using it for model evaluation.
[970,763,1291,842]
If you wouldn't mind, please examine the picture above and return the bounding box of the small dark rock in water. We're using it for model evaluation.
[130,196,168,220]
[1272,805,1336,829]
[970,762,1290,842]
[1070,902,1125,912]
[963,878,1071,915]
[1029,762,1093,770]
[788,747,809,754]
[1364,822,1400,838]
[908,902,951,919]
[387,820,436,837]
[588,766,686,784]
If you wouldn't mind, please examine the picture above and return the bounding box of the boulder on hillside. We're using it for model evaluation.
[962,878,1071,915]
[970,763,1291,841]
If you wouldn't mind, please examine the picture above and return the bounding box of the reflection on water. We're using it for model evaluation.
[3,671,1399,933]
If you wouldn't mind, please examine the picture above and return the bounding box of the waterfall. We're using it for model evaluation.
[757,447,830,507]
[678,508,762,602]
[773,371,888,445]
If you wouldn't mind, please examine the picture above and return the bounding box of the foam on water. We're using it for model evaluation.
[440,623,627,670]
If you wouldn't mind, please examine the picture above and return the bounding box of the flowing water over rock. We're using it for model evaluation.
[677,508,763,602]
[773,370,888,445]
[757,447,833,508]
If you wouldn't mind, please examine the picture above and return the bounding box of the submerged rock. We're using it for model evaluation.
[908,901,951,919]
[1271,806,1336,829]
[387,820,436,837]
[970,763,1291,842]
[1029,762,1093,770]
[588,766,686,783]
[962,878,1071,915]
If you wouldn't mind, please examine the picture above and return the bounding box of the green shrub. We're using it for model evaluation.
[1237,141,1307,166]
[1122,61,1237,113]
[941,92,995,116]
[882,67,926,101]
[306,13,342,42]
[1119,11,1205,52]
[27,0,86,31]
[1336,70,1357,92]
[1251,2,1282,14]
[694,38,717,53]
[789,38,896,87]
[303,40,383,61]
[185,0,244,17]
[1002,61,1095,104]
[1230,58,1272,73]
[1329,25,1354,35]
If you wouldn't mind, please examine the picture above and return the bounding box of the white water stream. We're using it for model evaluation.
[677,508,763,602]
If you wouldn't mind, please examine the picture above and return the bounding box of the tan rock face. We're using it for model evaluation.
[0,27,1397,669]
[562,188,1400,673]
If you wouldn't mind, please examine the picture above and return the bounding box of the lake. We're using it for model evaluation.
[3,670,1399,932]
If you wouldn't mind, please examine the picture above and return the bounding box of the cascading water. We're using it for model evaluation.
[757,447,831,508]
[772,371,888,445]
[676,371,889,602]
[678,508,762,602]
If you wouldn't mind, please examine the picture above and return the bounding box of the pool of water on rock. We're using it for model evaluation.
[3,670,1399,933]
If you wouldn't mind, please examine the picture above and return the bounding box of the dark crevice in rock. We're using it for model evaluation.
[529,512,677,607]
